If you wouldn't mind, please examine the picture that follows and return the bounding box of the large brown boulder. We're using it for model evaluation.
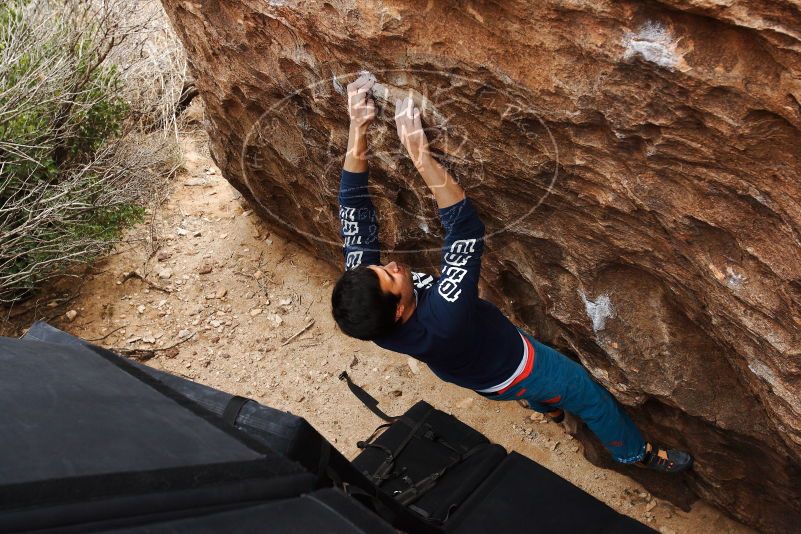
[160,1,801,531]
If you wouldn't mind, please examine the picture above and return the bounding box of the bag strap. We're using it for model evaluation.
[371,406,433,484]
[395,442,489,507]
[339,371,397,423]
[316,439,332,486]
[222,395,250,425]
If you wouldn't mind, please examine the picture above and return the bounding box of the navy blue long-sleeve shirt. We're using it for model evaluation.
[339,169,523,391]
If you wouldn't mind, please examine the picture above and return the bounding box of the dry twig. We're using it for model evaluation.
[121,270,172,293]
[110,331,195,361]
[85,324,127,342]
[282,320,316,347]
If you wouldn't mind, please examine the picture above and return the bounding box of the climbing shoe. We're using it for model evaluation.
[638,443,693,473]
[547,408,565,424]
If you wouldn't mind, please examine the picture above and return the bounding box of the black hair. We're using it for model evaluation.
[331,265,400,340]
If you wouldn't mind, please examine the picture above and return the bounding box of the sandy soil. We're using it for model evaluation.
[6,127,752,534]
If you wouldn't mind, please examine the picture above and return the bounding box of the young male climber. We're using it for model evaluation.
[331,73,692,472]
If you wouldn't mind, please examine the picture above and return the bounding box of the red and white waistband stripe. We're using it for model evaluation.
[476,333,535,394]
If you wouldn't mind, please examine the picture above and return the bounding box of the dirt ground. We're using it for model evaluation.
[4,126,753,534]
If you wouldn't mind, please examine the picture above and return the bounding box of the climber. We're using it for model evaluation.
[330,73,692,473]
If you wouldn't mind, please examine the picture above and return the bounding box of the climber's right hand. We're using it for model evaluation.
[347,73,376,129]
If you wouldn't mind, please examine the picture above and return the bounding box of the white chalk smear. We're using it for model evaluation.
[334,71,377,96]
[749,360,801,414]
[356,70,387,102]
[579,290,614,332]
[725,266,746,289]
[623,22,680,69]
[331,76,345,95]
[358,70,377,84]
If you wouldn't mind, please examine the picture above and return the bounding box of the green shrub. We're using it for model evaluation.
[0,0,174,303]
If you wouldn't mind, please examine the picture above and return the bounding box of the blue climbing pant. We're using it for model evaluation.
[481,330,646,464]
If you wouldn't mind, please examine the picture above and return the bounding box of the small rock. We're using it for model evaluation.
[253,270,263,280]
[178,329,193,339]
[456,397,474,409]
[350,356,359,368]
[176,227,188,236]
[198,262,214,274]
[185,178,207,186]
[215,288,228,299]
[407,358,420,374]
[193,230,202,237]
[572,444,580,452]
[646,500,657,512]
[157,251,172,261]
[279,297,292,306]
[268,313,283,326]
[296,394,305,403]
[551,441,560,451]
[137,305,146,314]
[250,308,263,317]
[142,336,156,344]
[390,390,403,398]
[158,268,173,279]
[65,309,78,322]
[47,300,59,308]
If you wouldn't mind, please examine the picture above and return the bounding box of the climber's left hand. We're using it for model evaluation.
[395,96,430,168]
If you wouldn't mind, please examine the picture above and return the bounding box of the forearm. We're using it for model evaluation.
[344,123,368,173]
[339,165,380,269]
[416,155,465,209]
